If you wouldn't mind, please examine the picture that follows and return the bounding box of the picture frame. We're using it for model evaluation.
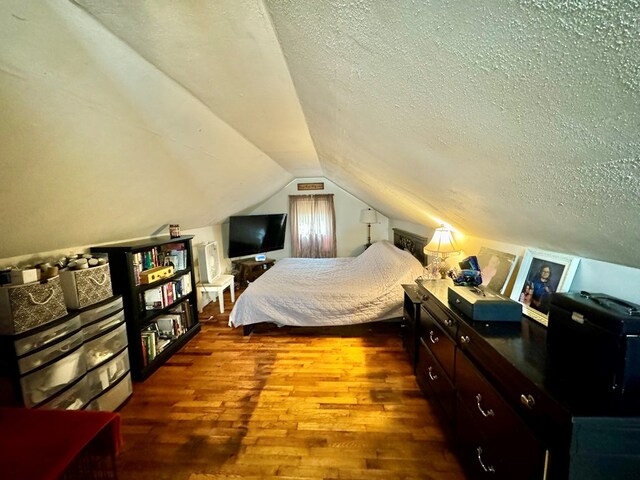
[509,248,581,326]
[476,247,518,295]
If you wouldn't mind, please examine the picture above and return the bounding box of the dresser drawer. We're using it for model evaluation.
[78,295,123,326]
[457,320,569,442]
[417,338,456,423]
[20,346,87,407]
[85,372,132,411]
[13,314,81,357]
[17,330,84,375]
[457,349,542,446]
[422,290,459,337]
[84,322,128,370]
[39,375,89,410]
[82,309,125,343]
[86,348,130,400]
[420,305,456,379]
[456,395,547,480]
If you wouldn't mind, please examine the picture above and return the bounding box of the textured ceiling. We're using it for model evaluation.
[1,1,639,267]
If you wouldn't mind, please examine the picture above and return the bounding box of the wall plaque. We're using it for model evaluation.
[297,182,324,191]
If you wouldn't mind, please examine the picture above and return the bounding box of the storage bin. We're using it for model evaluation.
[84,323,128,370]
[78,296,123,326]
[82,310,125,343]
[17,329,84,375]
[0,277,68,335]
[85,372,132,411]
[13,313,81,357]
[20,346,87,408]
[86,349,130,400]
[60,264,113,310]
[40,375,89,410]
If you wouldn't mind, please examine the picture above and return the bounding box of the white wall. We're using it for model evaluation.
[236,177,389,260]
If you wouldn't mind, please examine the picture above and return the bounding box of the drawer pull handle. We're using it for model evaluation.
[476,447,495,474]
[28,288,55,305]
[520,394,536,409]
[475,394,495,418]
[90,274,108,286]
[445,318,454,327]
[428,366,438,381]
[460,335,470,344]
[429,330,439,344]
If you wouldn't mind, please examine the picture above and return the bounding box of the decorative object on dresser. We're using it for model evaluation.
[447,285,522,322]
[91,235,200,381]
[476,247,519,295]
[509,248,580,326]
[359,208,378,249]
[197,240,235,314]
[423,225,461,279]
[407,278,640,480]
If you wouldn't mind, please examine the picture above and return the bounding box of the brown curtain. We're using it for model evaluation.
[289,194,337,258]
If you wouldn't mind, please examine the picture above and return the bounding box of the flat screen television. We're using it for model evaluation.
[228,213,287,258]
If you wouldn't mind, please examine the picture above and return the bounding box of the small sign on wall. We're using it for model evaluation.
[297,182,324,191]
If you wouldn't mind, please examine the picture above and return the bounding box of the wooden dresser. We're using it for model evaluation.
[403,279,640,480]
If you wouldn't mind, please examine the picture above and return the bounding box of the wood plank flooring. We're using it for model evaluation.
[116,290,467,480]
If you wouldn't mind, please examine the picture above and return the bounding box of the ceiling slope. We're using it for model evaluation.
[2,1,639,268]
[0,0,292,258]
[263,1,640,267]
[74,0,321,177]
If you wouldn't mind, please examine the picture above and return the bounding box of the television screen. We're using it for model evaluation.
[228,213,287,258]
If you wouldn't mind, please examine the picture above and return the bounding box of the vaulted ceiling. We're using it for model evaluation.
[1,1,639,267]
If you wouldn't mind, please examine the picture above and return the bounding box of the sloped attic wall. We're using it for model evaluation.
[0,0,303,258]
[264,1,640,268]
[1,1,638,270]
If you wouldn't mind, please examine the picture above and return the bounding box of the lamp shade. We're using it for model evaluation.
[360,208,378,224]
[424,225,460,257]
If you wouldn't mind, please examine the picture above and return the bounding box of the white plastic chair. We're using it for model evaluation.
[197,241,235,313]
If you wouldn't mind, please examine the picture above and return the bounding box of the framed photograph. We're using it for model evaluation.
[510,248,581,326]
[477,247,518,295]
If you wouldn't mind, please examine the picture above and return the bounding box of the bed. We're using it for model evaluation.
[228,230,428,332]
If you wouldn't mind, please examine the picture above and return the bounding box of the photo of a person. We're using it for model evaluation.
[480,254,500,288]
[521,260,564,315]
[477,247,518,294]
[509,248,580,326]
[518,281,533,306]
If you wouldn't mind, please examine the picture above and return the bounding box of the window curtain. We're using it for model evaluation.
[289,194,337,258]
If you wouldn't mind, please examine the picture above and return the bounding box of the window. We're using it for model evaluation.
[289,194,336,258]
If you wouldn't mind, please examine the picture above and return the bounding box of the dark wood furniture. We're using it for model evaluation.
[233,257,275,285]
[401,284,421,373]
[92,236,200,381]
[407,278,640,480]
[393,228,428,265]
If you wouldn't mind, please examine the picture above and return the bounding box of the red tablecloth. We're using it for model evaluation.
[0,408,121,480]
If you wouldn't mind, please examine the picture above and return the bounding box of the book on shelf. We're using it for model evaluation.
[140,328,158,364]
[143,287,164,310]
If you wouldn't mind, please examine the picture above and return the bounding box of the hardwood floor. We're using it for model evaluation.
[116,290,467,480]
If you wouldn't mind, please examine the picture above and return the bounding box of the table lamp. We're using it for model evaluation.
[423,225,460,279]
[360,208,378,249]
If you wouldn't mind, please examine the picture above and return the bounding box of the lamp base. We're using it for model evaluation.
[425,258,450,280]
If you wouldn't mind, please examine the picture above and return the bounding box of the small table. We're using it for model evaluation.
[0,408,121,480]
[234,258,275,285]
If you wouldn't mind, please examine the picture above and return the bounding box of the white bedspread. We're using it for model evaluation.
[228,240,424,328]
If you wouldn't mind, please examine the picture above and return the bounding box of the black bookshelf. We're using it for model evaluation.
[91,235,200,381]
